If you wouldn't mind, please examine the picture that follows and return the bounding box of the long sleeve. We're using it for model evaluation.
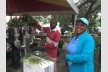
[46,30,61,48]
[35,23,50,33]
[65,36,95,63]
[35,23,42,30]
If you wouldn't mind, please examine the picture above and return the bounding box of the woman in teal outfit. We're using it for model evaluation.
[65,18,95,72]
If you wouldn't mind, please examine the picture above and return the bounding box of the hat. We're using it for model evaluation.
[76,18,89,26]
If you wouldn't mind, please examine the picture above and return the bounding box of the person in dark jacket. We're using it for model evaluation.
[7,27,21,68]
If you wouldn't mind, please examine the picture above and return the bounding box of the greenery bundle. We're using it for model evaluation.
[22,56,43,64]
[21,52,46,64]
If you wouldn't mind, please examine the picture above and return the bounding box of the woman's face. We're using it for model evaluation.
[75,22,87,34]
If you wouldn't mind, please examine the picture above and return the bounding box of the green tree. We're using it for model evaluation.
[31,0,101,31]
[76,0,101,24]
[56,15,73,31]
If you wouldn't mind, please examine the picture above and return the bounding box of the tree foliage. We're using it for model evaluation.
[76,0,101,22]
[56,15,73,31]
[57,0,101,30]
[30,0,101,31]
